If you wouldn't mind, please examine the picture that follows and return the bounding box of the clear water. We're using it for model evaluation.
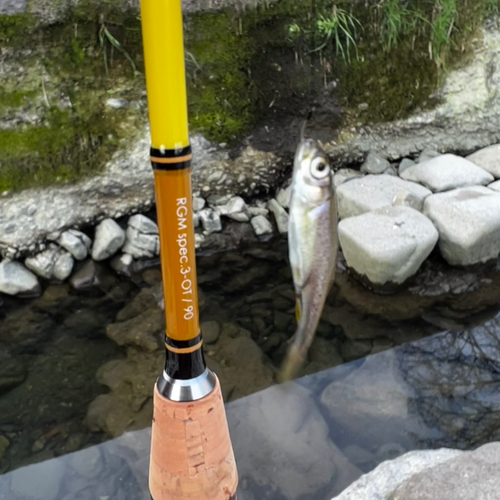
[1,238,500,499]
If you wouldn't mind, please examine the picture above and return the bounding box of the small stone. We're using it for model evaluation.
[193,213,200,228]
[67,229,92,250]
[193,196,206,211]
[91,219,125,261]
[267,199,289,234]
[383,165,397,176]
[57,231,88,260]
[333,168,364,188]
[467,143,500,178]
[399,158,415,175]
[199,209,222,234]
[216,196,249,221]
[207,194,232,206]
[25,247,58,279]
[417,148,440,163]
[106,98,128,109]
[122,227,160,258]
[360,152,390,174]
[250,215,273,236]
[128,214,158,234]
[69,260,102,289]
[110,253,134,276]
[194,233,205,249]
[276,183,292,208]
[401,154,494,192]
[248,206,269,217]
[0,261,37,294]
[207,170,223,182]
[53,252,74,281]
[201,321,220,344]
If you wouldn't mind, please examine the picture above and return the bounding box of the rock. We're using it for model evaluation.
[106,308,163,351]
[25,247,58,279]
[69,260,102,289]
[360,152,390,174]
[250,215,273,236]
[398,158,415,175]
[91,219,125,261]
[216,196,250,222]
[333,168,364,188]
[193,196,206,212]
[338,206,439,284]
[0,260,40,296]
[340,339,373,362]
[391,442,500,500]
[466,143,500,178]
[489,180,500,192]
[383,165,397,176]
[127,214,158,234]
[342,444,376,470]
[110,253,134,276]
[320,350,425,449]
[276,183,292,208]
[0,350,26,394]
[401,154,494,192]
[416,148,440,163]
[201,320,220,344]
[69,446,103,479]
[267,199,288,234]
[199,208,222,234]
[68,229,92,250]
[10,457,65,500]
[122,227,160,258]
[336,175,432,219]
[332,448,462,500]
[248,206,269,217]
[56,231,89,260]
[53,251,74,281]
[423,186,500,265]
[230,382,361,500]
[106,98,128,109]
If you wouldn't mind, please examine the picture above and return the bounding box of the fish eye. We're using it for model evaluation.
[310,157,330,180]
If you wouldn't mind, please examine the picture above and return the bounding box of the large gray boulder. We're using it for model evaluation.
[423,186,500,265]
[336,175,431,220]
[334,442,500,500]
[401,154,494,192]
[331,448,462,500]
[338,206,438,285]
[466,143,500,178]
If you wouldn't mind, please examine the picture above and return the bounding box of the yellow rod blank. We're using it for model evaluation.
[141,0,189,150]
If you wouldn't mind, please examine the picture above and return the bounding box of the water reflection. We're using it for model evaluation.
[2,317,500,499]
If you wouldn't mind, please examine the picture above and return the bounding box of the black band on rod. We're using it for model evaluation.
[164,347,206,380]
[150,145,191,159]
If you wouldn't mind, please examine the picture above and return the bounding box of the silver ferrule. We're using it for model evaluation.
[157,367,217,402]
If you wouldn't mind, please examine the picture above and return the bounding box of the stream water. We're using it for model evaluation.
[1,236,500,499]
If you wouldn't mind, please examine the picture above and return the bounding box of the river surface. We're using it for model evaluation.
[1,237,500,498]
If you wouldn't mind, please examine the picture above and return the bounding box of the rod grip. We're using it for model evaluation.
[149,377,238,500]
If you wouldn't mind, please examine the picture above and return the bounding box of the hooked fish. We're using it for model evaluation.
[280,125,338,381]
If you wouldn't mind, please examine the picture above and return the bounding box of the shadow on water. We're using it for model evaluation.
[1,237,500,498]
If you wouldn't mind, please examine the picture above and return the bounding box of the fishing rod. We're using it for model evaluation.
[140,1,238,499]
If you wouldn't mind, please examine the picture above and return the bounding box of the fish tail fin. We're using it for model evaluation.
[279,342,305,383]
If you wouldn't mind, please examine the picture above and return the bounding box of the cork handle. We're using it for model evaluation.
[149,377,238,500]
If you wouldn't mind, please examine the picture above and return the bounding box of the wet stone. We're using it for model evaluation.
[0,350,27,394]
[267,199,288,235]
[122,227,160,259]
[250,215,273,236]
[276,183,292,208]
[199,208,222,234]
[25,247,58,279]
[361,152,390,174]
[333,168,364,188]
[399,158,416,175]
[127,214,158,234]
[53,251,74,281]
[274,310,292,331]
[69,260,103,290]
[201,320,220,344]
[110,253,134,277]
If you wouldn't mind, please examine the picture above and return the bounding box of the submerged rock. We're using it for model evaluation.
[423,186,500,265]
[0,260,40,296]
[401,154,494,192]
[338,206,438,285]
[91,219,125,261]
[466,143,500,178]
[336,175,431,219]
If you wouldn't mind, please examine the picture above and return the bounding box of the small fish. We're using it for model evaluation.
[280,124,339,382]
